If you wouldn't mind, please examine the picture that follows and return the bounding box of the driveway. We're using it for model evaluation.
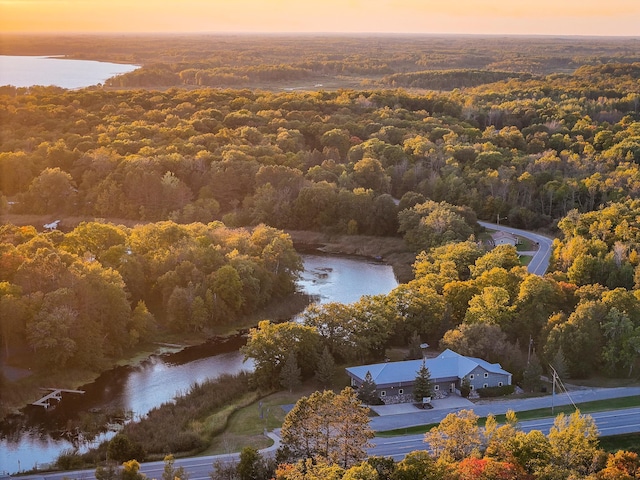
[370,396,473,416]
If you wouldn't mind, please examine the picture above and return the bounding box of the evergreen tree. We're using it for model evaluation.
[406,331,423,360]
[460,377,471,398]
[551,347,569,380]
[357,370,379,405]
[413,360,433,402]
[315,346,336,388]
[522,354,543,392]
[280,351,302,392]
[237,446,262,480]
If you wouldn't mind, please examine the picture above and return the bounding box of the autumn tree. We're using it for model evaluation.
[279,388,374,469]
[547,410,601,477]
[424,409,482,462]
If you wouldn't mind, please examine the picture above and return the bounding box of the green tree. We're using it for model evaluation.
[412,360,433,403]
[241,320,320,389]
[314,346,336,388]
[280,351,302,392]
[357,371,379,405]
[464,286,513,328]
[237,447,263,480]
[521,354,543,392]
[19,167,78,213]
[108,434,145,463]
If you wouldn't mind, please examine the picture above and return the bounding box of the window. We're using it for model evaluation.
[483,383,488,389]
[398,389,403,395]
[469,385,474,390]
[434,385,439,391]
[484,372,489,378]
[469,374,474,380]
[498,382,503,387]
[380,391,386,397]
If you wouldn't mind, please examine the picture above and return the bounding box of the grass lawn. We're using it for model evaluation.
[516,237,536,251]
[201,363,352,455]
[600,433,640,454]
[519,255,532,266]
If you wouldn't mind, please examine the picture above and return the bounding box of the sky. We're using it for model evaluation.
[1,0,639,36]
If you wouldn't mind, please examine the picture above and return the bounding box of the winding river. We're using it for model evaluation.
[0,253,398,474]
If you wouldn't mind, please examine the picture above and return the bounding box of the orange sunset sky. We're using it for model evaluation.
[1,0,639,36]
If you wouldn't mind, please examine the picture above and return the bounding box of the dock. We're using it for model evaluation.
[32,388,85,409]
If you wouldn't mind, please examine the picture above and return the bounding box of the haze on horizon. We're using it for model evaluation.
[1,0,639,37]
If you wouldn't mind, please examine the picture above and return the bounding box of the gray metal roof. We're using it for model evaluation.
[345,349,511,385]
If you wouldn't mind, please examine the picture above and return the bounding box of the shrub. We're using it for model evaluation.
[476,385,515,398]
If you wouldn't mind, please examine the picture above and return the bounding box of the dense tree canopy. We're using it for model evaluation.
[0,221,301,374]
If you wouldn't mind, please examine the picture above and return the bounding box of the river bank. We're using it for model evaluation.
[287,230,415,284]
[0,291,311,422]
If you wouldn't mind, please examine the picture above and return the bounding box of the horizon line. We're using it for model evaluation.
[2,31,640,39]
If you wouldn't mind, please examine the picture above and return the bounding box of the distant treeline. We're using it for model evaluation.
[377,69,534,90]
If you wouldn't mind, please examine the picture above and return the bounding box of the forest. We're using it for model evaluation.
[1,34,640,476]
[1,35,640,384]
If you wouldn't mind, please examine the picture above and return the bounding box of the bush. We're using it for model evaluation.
[56,449,84,470]
[476,385,515,398]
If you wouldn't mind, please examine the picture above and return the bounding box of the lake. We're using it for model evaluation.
[0,56,139,89]
[0,253,398,474]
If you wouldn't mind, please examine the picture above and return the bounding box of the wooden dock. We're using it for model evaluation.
[32,388,85,409]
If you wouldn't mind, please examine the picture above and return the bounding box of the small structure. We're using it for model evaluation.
[32,388,85,409]
[345,349,512,405]
[491,231,517,247]
[43,220,60,231]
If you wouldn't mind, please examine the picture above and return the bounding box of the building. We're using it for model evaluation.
[345,349,512,404]
[491,231,518,247]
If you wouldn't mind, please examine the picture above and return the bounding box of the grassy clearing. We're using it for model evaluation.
[516,237,536,251]
[202,362,353,455]
[519,255,533,266]
[377,395,640,437]
[202,388,312,455]
[600,433,640,454]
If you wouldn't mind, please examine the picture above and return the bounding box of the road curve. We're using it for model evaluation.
[478,221,554,276]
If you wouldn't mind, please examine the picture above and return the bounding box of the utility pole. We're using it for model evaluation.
[497,214,507,225]
[549,365,557,415]
[527,335,533,365]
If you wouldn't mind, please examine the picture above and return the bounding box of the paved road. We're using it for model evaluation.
[370,406,640,461]
[478,221,554,276]
[15,387,640,480]
[370,386,640,431]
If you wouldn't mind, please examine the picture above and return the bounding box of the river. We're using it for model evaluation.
[0,56,139,89]
[0,253,398,474]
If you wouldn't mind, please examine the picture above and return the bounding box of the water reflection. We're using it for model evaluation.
[0,254,398,473]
